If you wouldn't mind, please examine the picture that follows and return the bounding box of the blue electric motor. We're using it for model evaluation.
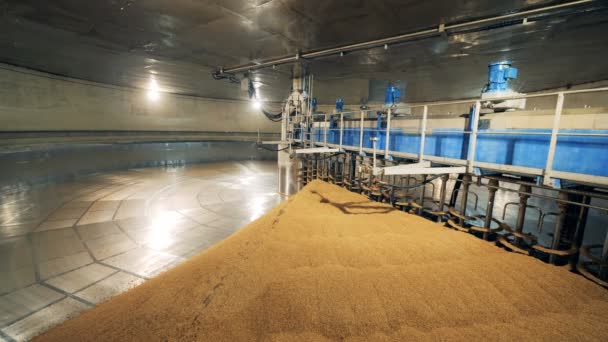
[486,61,518,93]
[384,86,401,106]
[335,98,344,111]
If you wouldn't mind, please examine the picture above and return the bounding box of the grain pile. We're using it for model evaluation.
[36,180,608,341]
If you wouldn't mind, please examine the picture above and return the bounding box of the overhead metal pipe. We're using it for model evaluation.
[218,0,596,74]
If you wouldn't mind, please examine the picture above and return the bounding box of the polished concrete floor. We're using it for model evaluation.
[0,161,283,341]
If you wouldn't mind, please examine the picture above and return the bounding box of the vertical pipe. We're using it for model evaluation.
[359,110,365,155]
[342,154,347,184]
[543,92,565,186]
[419,174,427,215]
[372,138,378,172]
[439,175,448,212]
[550,192,569,264]
[483,179,499,240]
[324,113,328,146]
[277,65,302,196]
[317,157,321,180]
[352,154,357,185]
[460,174,472,218]
[467,101,481,173]
[419,105,428,161]
[309,74,314,147]
[570,195,590,270]
[385,107,392,158]
[357,156,363,193]
[437,175,449,222]
[339,112,344,150]
[514,185,532,245]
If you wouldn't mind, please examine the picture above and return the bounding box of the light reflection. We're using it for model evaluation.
[147,76,160,101]
[248,193,278,221]
[240,176,254,185]
[146,210,181,249]
[252,98,262,109]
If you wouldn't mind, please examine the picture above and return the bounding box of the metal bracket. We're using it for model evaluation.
[375,161,432,175]
[295,147,340,154]
[375,165,465,176]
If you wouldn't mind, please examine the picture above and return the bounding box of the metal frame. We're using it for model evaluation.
[359,110,364,155]
[419,105,428,161]
[303,86,608,187]
[377,161,432,175]
[385,108,392,158]
[543,92,564,186]
[378,166,466,176]
[467,101,481,174]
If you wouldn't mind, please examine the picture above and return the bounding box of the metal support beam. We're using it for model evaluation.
[460,174,472,217]
[483,179,499,240]
[543,93,564,186]
[514,185,532,245]
[419,174,427,214]
[439,175,449,216]
[550,192,569,264]
[359,111,365,155]
[385,108,392,158]
[324,113,328,146]
[419,105,428,161]
[467,101,481,173]
[371,137,378,172]
[295,147,340,154]
[570,195,590,270]
[339,112,344,150]
[375,166,466,176]
[376,161,432,175]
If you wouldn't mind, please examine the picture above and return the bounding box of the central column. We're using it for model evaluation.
[278,63,307,196]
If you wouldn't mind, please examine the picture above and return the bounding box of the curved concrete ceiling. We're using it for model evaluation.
[0,0,607,103]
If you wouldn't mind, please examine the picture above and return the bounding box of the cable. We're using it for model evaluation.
[211,71,240,83]
[261,108,282,121]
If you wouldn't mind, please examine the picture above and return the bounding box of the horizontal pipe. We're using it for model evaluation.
[407,86,608,108]
[307,129,608,138]
[220,0,596,74]
[299,87,608,117]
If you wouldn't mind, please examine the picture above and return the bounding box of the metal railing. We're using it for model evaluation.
[292,86,608,187]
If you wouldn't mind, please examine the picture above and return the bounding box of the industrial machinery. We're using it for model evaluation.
[293,63,608,287]
[480,61,526,111]
[219,59,608,288]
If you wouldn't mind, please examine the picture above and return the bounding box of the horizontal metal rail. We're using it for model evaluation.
[304,128,608,137]
[298,86,608,188]
[304,87,608,116]
[457,177,608,213]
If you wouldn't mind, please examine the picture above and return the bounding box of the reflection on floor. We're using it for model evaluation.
[0,161,282,341]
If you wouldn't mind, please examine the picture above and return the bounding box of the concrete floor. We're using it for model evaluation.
[0,161,283,341]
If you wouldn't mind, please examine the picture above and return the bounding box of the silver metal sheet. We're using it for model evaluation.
[0,1,606,102]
